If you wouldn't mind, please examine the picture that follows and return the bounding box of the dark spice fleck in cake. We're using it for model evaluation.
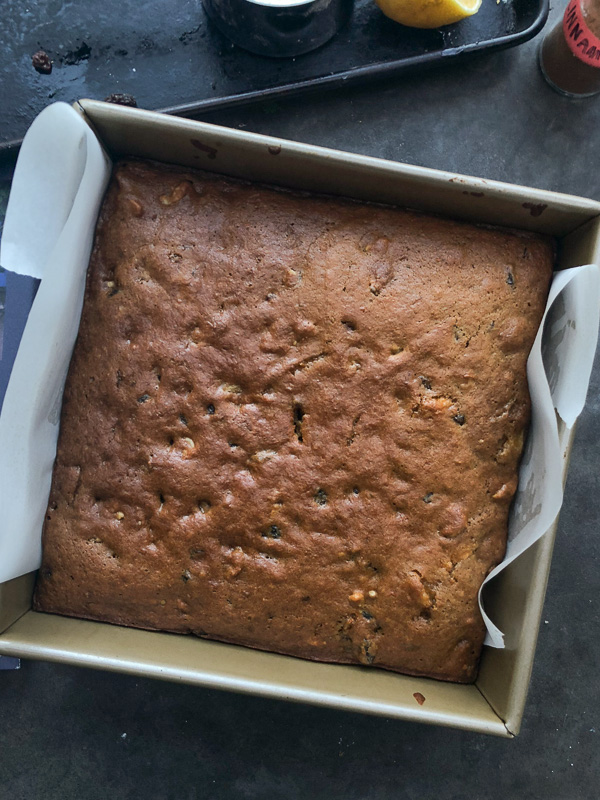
[33,160,554,682]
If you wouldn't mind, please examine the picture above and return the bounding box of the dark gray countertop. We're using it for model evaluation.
[1,2,599,798]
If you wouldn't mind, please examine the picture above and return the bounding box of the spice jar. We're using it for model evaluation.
[539,0,600,97]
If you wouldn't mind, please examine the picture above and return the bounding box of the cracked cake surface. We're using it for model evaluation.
[34,159,554,682]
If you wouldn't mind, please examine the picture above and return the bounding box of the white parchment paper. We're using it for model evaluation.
[481,264,600,646]
[0,102,598,649]
[0,103,111,583]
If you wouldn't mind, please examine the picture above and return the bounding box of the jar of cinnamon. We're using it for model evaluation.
[539,0,600,97]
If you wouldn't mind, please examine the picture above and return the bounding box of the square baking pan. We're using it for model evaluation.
[1,100,599,737]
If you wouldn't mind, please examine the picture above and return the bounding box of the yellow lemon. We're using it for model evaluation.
[375,0,482,28]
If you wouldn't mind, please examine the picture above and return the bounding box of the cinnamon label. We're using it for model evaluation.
[563,0,600,67]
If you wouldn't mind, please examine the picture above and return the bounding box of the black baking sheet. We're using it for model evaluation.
[1,0,548,151]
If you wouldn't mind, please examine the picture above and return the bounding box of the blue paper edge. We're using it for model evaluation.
[0,271,39,414]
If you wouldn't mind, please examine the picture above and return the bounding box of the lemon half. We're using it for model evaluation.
[375,0,482,28]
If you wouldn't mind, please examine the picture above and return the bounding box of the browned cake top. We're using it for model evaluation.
[34,160,554,682]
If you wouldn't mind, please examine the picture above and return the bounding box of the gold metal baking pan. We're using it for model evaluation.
[1,101,599,736]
